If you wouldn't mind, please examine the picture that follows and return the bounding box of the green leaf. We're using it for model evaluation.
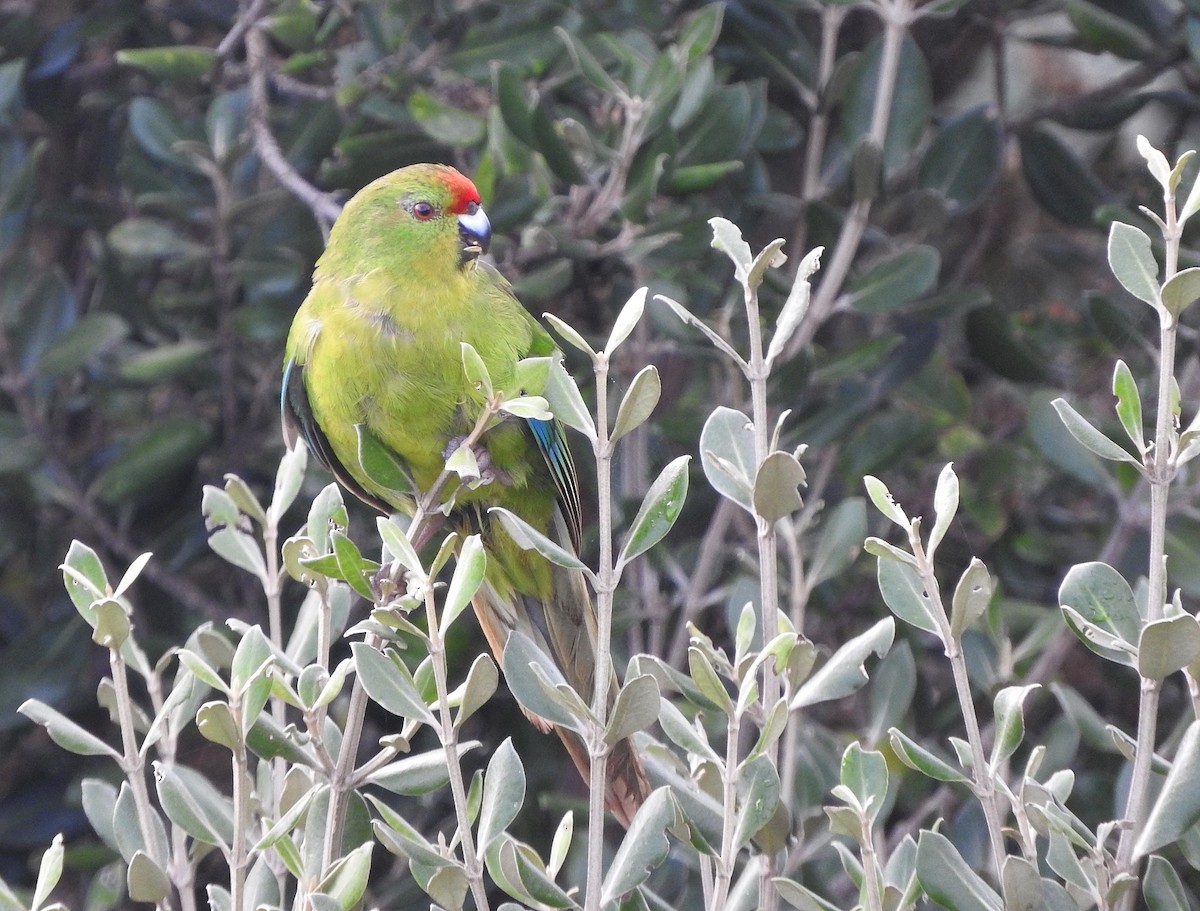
[455,654,498,730]
[863,475,909,528]
[618,455,690,566]
[1135,720,1200,857]
[90,419,211,505]
[1112,360,1145,451]
[357,424,413,497]
[991,684,1040,767]
[544,357,597,440]
[841,743,889,824]
[842,34,931,175]
[30,834,63,911]
[503,631,590,732]
[1107,221,1161,308]
[116,46,216,81]
[846,246,940,314]
[1160,267,1200,319]
[605,287,648,355]
[18,699,121,759]
[1138,614,1200,680]
[108,218,206,261]
[368,743,479,796]
[752,450,805,523]
[791,618,895,709]
[1018,126,1104,228]
[490,507,589,572]
[443,534,486,632]
[950,558,993,640]
[916,830,1003,911]
[688,646,733,714]
[461,342,493,401]
[927,463,959,558]
[700,407,756,513]
[408,90,485,145]
[918,105,1002,210]
[352,643,434,724]
[208,527,268,584]
[153,762,234,848]
[376,515,423,575]
[542,313,597,360]
[1067,0,1154,57]
[708,217,754,286]
[889,728,970,784]
[127,850,170,904]
[36,313,128,376]
[610,366,661,445]
[1059,561,1140,660]
[734,754,781,849]
[317,841,373,911]
[92,598,131,650]
[766,245,823,366]
[605,674,661,746]
[478,738,525,851]
[600,789,676,906]
[877,557,941,636]
[330,531,377,600]
[1050,398,1140,465]
[1142,855,1188,911]
[196,701,240,750]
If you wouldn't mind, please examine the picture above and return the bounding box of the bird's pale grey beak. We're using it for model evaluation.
[458,202,491,261]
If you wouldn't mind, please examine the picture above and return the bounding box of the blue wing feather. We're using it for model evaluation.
[527,417,582,554]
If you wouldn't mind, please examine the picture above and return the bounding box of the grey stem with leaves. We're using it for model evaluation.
[111,649,174,911]
[320,403,498,868]
[229,698,249,911]
[712,710,742,910]
[908,525,1006,881]
[790,0,911,356]
[1113,176,1182,893]
[423,584,492,911]
[584,352,615,911]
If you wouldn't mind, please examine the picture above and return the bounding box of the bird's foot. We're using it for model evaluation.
[442,436,512,487]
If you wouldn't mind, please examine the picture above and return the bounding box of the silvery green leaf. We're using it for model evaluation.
[877,557,941,637]
[1112,360,1144,451]
[1059,561,1140,655]
[1138,614,1200,680]
[490,507,589,573]
[368,743,479,796]
[30,834,64,911]
[927,463,958,558]
[752,450,805,523]
[127,850,170,904]
[1161,267,1200,319]
[1143,855,1189,911]
[600,788,676,906]
[270,442,307,524]
[605,674,661,745]
[950,558,993,640]
[460,342,493,400]
[153,761,234,848]
[477,737,525,850]
[352,643,434,724]
[863,476,909,528]
[916,830,1003,911]
[656,293,746,366]
[1136,135,1172,190]
[1051,397,1140,465]
[500,394,553,422]
[604,286,648,355]
[791,618,895,709]
[1107,221,1161,308]
[1135,720,1200,857]
[700,407,756,512]
[746,238,787,291]
[610,365,660,445]
[442,534,486,633]
[733,754,780,849]
[618,455,690,566]
[542,312,597,359]
[454,654,498,730]
[18,699,121,759]
[840,743,888,824]
[376,515,423,574]
[990,684,1040,767]
[708,217,753,285]
[767,245,823,366]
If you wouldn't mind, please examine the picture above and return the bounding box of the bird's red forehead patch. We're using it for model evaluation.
[440,166,481,213]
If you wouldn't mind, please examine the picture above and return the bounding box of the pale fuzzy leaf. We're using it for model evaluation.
[700,407,756,512]
[30,834,64,911]
[840,743,889,824]
[746,238,787,291]
[605,674,661,745]
[604,286,648,355]
[767,245,823,365]
[455,654,499,730]
[791,618,895,709]
[618,455,691,566]
[1135,720,1200,857]
[113,552,153,598]
[499,395,553,421]
[600,789,677,905]
[916,830,1003,911]
[460,341,492,400]
[990,684,1040,767]
[1051,397,1140,465]
[542,312,597,359]
[442,535,487,633]
[18,699,121,759]
[490,507,589,572]
[927,463,958,558]
[656,294,746,366]
[1112,360,1144,451]
[1137,134,1172,191]
[708,217,753,284]
[1138,614,1200,680]
[877,557,942,637]
[1161,267,1200,319]
[477,737,526,850]
[1107,221,1161,308]
[863,475,909,528]
[544,358,596,440]
[376,515,423,574]
[950,558,994,639]
[610,365,660,445]
[269,443,307,523]
[752,450,805,523]
[1182,163,1200,224]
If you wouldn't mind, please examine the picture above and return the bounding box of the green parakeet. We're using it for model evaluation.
[282,163,649,825]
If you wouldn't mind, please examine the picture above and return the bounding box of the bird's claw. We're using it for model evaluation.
[443,436,512,487]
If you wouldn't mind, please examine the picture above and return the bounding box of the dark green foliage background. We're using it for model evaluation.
[1,0,1197,901]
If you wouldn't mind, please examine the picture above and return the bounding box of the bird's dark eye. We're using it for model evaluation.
[412,201,435,220]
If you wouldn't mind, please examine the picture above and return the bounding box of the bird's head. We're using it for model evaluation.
[328,163,492,272]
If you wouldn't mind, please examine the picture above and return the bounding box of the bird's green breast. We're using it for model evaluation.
[289,260,546,515]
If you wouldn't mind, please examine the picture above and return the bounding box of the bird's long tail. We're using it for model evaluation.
[469,521,649,827]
